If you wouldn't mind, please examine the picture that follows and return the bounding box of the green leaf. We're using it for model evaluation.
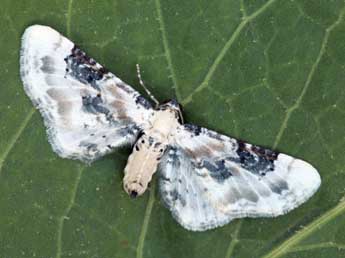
[1,0,345,257]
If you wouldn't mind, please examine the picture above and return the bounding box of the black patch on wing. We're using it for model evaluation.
[116,81,135,94]
[135,95,152,109]
[82,95,110,115]
[183,124,226,142]
[169,189,187,207]
[231,140,279,176]
[204,129,224,141]
[65,45,108,90]
[197,159,232,182]
[118,125,140,137]
[81,92,139,137]
[184,123,201,136]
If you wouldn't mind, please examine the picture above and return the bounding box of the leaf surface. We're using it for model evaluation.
[1,0,345,257]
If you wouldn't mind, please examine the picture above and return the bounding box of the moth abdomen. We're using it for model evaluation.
[123,134,167,197]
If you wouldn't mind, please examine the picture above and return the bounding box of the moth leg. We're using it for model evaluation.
[177,107,184,124]
[136,63,159,108]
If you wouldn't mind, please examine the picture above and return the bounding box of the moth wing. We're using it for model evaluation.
[159,124,321,231]
[20,25,153,162]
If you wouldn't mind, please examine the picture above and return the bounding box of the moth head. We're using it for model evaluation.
[159,99,184,123]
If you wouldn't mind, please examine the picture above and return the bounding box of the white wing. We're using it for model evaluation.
[20,25,153,162]
[159,124,321,231]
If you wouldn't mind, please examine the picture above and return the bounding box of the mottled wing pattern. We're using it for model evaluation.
[159,124,321,231]
[20,25,153,162]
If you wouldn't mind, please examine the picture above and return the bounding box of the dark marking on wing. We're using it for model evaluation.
[40,56,55,74]
[135,95,152,109]
[184,123,201,136]
[116,81,135,95]
[183,124,230,144]
[82,95,110,115]
[250,144,278,161]
[197,159,232,182]
[204,129,224,141]
[81,94,139,137]
[118,125,140,137]
[267,179,289,194]
[229,140,279,176]
[65,45,108,90]
[160,175,172,182]
[238,187,259,203]
[78,142,100,157]
[167,189,187,207]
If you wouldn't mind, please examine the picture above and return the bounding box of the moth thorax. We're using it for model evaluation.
[123,135,166,197]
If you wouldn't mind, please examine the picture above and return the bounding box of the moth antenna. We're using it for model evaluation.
[136,64,159,108]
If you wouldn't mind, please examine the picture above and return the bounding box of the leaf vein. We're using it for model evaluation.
[181,0,280,106]
[225,220,242,258]
[289,242,345,253]
[73,202,136,250]
[56,166,84,258]
[0,108,35,175]
[136,179,156,258]
[273,7,345,149]
[154,0,181,101]
[240,0,248,18]
[261,197,345,258]
[66,0,74,37]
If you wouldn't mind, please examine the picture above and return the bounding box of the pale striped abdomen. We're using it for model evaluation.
[123,134,166,197]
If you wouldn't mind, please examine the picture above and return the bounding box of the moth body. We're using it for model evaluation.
[123,103,181,197]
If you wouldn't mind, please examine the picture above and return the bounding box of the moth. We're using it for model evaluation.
[20,25,321,231]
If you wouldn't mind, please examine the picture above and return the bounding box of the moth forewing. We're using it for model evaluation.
[20,25,152,162]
